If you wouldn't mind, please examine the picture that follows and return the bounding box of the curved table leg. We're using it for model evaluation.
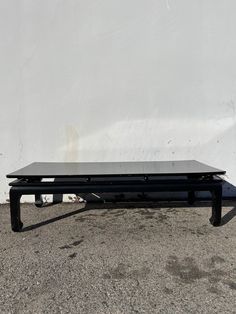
[210,185,222,226]
[10,188,23,232]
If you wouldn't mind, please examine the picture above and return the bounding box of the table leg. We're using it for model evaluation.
[34,178,44,207]
[35,193,43,207]
[10,188,23,232]
[210,185,222,226]
[35,179,63,206]
[188,190,195,205]
[187,175,196,205]
[53,193,63,204]
[53,178,63,204]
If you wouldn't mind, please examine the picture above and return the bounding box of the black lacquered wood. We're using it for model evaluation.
[7,160,226,232]
[7,160,225,179]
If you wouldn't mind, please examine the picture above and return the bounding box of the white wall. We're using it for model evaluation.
[1,0,236,202]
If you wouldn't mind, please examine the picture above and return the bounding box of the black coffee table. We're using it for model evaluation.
[6,160,225,232]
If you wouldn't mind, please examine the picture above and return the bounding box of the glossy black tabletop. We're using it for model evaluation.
[6,160,225,179]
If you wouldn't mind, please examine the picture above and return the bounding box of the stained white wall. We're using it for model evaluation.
[1,0,236,202]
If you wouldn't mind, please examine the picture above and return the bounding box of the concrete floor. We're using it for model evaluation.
[0,201,236,314]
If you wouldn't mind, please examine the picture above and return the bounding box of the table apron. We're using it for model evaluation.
[10,182,222,195]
